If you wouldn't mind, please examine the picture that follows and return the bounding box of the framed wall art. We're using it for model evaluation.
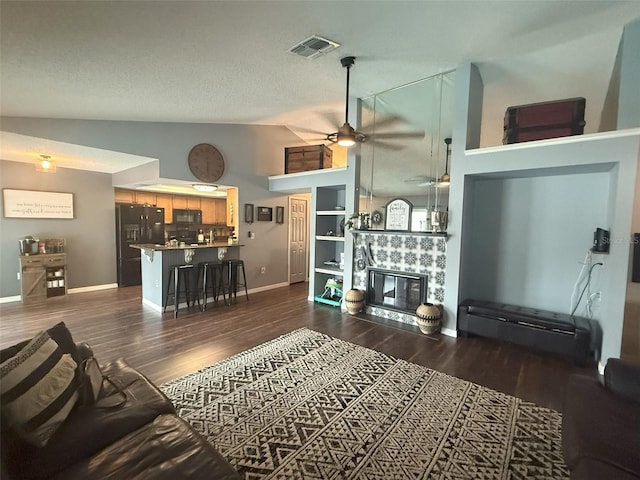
[276,206,284,224]
[244,203,254,223]
[384,198,412,231]
[3,189,74,219]
[257,206,273,222]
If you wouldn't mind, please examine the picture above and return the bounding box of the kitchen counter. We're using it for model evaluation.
[130,242,242,251]
[128,243,242,312]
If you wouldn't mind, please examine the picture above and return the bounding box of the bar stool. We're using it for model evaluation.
[163,264,197,318]
[197,260,226,311]
[222,259,248,303]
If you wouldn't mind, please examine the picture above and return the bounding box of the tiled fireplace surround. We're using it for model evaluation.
[352,231,447,327]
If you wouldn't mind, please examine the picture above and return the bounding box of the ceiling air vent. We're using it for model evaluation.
[288,35,340,59]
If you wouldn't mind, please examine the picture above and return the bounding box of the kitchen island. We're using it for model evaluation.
[130,242,242,312]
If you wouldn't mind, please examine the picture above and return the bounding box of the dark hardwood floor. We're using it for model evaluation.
[0,282,598,412]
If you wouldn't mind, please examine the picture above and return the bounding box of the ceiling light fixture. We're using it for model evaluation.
[192,184,218,192]
[438,137,452,186]
[336,122,356,147]
[36,154,56,173]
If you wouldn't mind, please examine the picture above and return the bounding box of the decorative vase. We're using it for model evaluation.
[344,289,365,315]
[415,303,443,335]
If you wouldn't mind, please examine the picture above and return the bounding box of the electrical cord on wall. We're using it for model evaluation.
[570,262,604,317]
[570,250,593,312]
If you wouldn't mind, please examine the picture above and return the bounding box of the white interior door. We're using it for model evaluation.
[289,197,308,284]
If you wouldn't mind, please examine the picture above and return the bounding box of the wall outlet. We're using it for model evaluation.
[260,266,266,274]
[17,272,21,280]
[249,231,255,239]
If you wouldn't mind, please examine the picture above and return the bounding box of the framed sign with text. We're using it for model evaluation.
[384,198,412,231]
[3,189,74,219]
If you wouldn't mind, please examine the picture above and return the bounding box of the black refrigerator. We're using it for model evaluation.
[116,204,165,287]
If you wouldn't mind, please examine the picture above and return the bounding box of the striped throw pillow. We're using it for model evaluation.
[0,330,79,447]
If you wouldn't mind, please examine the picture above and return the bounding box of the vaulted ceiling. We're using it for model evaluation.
[1,1,639,172]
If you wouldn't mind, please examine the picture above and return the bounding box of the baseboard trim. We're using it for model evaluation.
[441,327,457,338]
[69,283,118,294]
[248,282,290,295]
[0,295,21,304]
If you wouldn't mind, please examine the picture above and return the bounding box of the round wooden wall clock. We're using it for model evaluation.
[188,143,225,182]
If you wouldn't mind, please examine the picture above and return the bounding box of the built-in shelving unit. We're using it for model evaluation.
[312,189,346,307]
[268,166,355,307]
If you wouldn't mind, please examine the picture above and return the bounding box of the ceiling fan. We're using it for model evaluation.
[319,56,425,149]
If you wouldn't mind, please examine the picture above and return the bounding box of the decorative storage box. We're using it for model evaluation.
[284,145,333,174]
[503,97,586,144]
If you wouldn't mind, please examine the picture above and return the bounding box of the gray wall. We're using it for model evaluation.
[618,19,640,129]
[465,172,610,313]
[0,119,305,298]
[1,160,117,297]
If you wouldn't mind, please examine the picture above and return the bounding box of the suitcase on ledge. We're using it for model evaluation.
[503,97,586,144]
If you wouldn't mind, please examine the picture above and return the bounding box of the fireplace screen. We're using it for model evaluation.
[366,268,427,314]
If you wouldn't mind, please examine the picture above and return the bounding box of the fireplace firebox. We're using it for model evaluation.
[366,268,428,314]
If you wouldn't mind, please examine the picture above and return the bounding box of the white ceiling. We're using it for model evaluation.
[1,1,639,175]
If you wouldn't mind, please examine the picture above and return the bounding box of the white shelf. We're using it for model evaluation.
[316,235,344,241]
[315,267,344,276]
[317,210,346,216]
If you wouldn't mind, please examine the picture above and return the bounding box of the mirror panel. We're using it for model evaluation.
[358,71,455,232]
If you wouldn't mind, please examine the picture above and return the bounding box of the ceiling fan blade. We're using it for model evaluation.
[289,126,333,137]
[317,110,343,130]
[365,138,405,151]
[372,130,426,140]
[360,114,405,132]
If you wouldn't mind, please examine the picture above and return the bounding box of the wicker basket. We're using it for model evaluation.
[415,303,442,335]
[344,289,365,315]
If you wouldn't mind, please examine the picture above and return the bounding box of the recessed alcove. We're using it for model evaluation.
[461,164,613,314]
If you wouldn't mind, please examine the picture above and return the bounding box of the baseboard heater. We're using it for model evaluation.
[457,299,597,366]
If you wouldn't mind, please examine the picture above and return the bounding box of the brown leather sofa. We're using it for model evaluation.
[0,323,240,480]
[562,358,640,480]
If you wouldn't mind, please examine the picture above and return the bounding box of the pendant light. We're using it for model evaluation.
[438,137,451,186]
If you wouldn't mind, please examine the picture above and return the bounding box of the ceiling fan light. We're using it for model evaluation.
[337,135,356,147]
[192,183,218,192]
[337,122,356,147]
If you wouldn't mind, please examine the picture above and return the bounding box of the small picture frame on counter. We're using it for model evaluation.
[244,203,254,224]
[257,206,272,222]
[276,206,284,224]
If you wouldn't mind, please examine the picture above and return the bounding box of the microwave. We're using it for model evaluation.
[173,209,202,225]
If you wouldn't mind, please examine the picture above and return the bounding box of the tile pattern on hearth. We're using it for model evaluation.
[352,232,447,326]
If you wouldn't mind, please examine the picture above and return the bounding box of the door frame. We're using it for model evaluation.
[287,195,310,284]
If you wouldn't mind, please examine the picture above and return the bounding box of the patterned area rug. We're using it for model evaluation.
[160,328,568,479]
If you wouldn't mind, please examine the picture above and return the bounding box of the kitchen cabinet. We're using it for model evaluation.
[187,196,201,210]
[172,195,187,209]
[115,188,156,206]
[115,188,135,204]
[135,191,156,205]
[201,197,226,224]
[172,195,201,211]
[20,254,67,304]
[215,198,227,223]
[155,194,173,224]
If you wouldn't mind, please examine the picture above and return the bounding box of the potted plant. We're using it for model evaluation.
[345,212,370,231]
